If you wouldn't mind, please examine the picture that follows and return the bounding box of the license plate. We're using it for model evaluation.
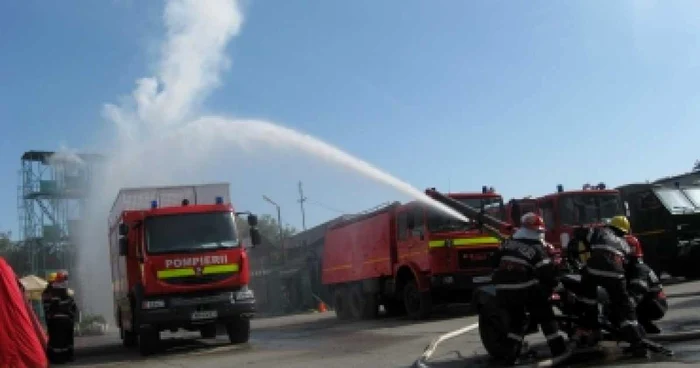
[191,310,218,320]
[473,275,492,284]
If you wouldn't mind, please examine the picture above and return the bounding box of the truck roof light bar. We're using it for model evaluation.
[215,196,224,204]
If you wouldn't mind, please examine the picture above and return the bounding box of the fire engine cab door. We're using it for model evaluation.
[396,205,429,271]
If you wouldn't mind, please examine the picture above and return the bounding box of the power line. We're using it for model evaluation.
[305,199,347,214]
[298,181,307,230]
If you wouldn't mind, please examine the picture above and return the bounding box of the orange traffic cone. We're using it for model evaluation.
[318,301,327,313]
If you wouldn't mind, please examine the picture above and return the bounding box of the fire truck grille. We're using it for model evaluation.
[457,249,495,270]
[161,273,234,285]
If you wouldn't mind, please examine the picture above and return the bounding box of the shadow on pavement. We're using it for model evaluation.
[66,336,251,367]
[253,304,475,334]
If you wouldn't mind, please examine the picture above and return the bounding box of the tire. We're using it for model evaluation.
[138,326,160,356]
[348,286,364,320]
[121,327,137,348]
[333,288,351,320]
[384,299,405,317]
[360,292,379,319]
[226,319,251,344]
[200,324,217,339]
[403,280,432,320]
[478,304,511,359]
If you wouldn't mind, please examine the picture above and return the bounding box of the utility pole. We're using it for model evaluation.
[262,195,285,262]
[298,181,307,230]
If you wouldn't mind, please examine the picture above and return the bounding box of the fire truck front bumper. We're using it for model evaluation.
[138,287,256,329]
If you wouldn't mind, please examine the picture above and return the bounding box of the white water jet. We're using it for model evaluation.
[75,0,468,321]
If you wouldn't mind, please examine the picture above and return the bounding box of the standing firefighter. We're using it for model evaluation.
[42,271,78,364]
[492,212,570,365]
[576,216,649,358]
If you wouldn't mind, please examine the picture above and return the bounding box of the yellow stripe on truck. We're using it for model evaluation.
[156,263,240,279]
[203,264,239,274]
[157,268,195,279]
[429,237,501,248]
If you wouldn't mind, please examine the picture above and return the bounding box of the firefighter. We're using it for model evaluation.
[42,271,78,364]
[492,212,570,365]
[576,216,649,358]
[626,236,667,334]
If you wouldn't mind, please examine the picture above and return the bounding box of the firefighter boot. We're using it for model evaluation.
[640,320,662,335]
[548,334,571,360]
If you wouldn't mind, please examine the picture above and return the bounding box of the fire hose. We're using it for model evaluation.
[411,322,700,368]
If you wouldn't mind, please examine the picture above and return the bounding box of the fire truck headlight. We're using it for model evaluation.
[231,285,255,302]
[142,299,166,309]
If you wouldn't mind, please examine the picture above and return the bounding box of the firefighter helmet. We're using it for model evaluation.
[47,272,58,283]
[55,271,68,283]
[521,212,546,233]
[608,215,631,234]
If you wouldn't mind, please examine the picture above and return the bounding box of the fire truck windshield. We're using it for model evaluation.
[426,197,505,232]
[559,193,624,226]
[654,188,696,212]
[681,187,700,208]
[145,212,239,254]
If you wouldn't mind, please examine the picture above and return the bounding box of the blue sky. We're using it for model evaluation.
[1,0,699,240]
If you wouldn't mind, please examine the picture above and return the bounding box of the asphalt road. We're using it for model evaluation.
[65,278,700,368]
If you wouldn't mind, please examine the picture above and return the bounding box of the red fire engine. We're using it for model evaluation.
[109,183,261,356]
[322,186,510,320]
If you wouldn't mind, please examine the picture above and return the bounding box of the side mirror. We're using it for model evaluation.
[247,214,258,227]
[119,237,129,256]
[249,228,261,247]
[119,223,129,236]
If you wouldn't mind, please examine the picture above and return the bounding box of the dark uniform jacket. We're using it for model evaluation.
[492,237,558,292]
[627,261,663,304]
[582,227,633,278]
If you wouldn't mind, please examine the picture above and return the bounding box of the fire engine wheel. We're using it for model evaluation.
[226,318,251,344]
[200,324,217,339]
[121,327,137,348]
[333,288,352,320]
[403,280,432,320]
[478,303,511,359]
[384,299,405,317]
[360,293,379,319]
[138,326,160,356]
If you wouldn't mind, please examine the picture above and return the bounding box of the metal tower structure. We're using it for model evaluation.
[17,150,104,278]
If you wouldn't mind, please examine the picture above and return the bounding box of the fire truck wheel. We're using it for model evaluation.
[348,286,364,320]
[360,293,379,319]
[121,327,137,348]
[226,319,251,344]
[333,288,351,320]
[200,324,217,339]
[138,327,160,356]
[403,280,432,320]
[384,299,405,317]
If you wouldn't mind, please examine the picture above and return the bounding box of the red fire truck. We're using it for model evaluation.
[322,186,511,320]
[109,183,261,355]
[535,183,626,250]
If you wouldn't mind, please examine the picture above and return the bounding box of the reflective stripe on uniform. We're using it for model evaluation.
[495,279,538,290]
[545,332,564,341]
[587,267,625,279]
[577,296,597,305]
[535,259,551,268]
[501,256,531,267]
[630,279,648,289]
[507,332,524,342]
[621,320,639,327]
[157,263,240,279]
[591,244,625,257]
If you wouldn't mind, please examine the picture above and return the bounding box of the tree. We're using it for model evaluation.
[235,214,298,244]
[693,160,700,172]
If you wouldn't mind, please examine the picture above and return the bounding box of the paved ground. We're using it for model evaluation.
[64,278,700,368]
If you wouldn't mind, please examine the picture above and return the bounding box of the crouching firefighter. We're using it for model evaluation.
[626,236,667,335]
[42,271,78,364]
[492,212,570,365]
[576,216,649,358]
